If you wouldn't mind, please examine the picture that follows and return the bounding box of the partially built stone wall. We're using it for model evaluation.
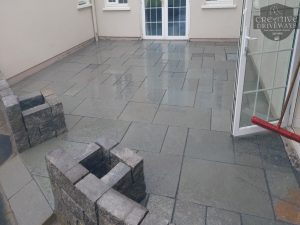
[46,137,175,225]
[0,80,67,152]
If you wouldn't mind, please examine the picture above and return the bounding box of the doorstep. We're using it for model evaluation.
[0,155,53,225]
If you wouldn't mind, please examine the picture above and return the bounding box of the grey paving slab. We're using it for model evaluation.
[132,87,165,104]
[266,169,299,204]
[0,156,32,199]
[211,109,231,132]
[137,151,181,197]
[162,90,196,107]
[119,102,158,123]
[64,114,82,130]
[20,80,51,93]
[178,158,274,218]
[121,122,168,152]
[59,94,86,114]
[206,207,241,225]
[146,194,175,220]
[33,175,54,209]
[20,139,87,177]
[233,136,262,168]
[143,77,185,90]
[213,69,228,81]
[153,105,211,129]
[64,117,130,143]
[9,180,52,225]
[242,214,292,225]
[72,98,127,119]
[55,62,88,73]
[161,126,188,155]
[185,129,234,163]
[186,68,213,79]
[197,78,213,93]
[173,199,206,225]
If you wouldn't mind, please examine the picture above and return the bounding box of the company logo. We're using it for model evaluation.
[253,3,298,41]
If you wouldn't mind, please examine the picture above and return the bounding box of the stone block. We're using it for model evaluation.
[0,88,14,98]
[27,127,42,146]
[41,88,55,98]
[9,115,26,133]
[13,130,30,152]
[19,91,44,111]
[75,173,110,222]
[111,147,144,182]
[53,114,67,135]
[45,94,63,116]
[22,103,52,128]
[97,189,147,225]
[140,212,169,225]
[123,177,146,203]
[65,164,89,184]
[101,162,132,190]
[0,80,9,91]
[77,143,104,170]
[2,95,22,121]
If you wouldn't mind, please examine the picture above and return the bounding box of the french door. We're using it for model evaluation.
[142,0,188,39]
[232,0,300,136]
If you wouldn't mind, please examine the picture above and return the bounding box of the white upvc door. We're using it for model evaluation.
[142,0,189,39]
[232,0,300,136]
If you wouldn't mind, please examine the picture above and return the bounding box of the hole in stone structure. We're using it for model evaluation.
[19,91,45,111]
[79,150,112,179]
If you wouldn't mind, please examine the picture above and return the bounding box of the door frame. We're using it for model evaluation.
[232,0,300,137]
[141,0,190,40]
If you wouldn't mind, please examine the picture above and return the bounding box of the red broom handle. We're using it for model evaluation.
[277,58,300,127]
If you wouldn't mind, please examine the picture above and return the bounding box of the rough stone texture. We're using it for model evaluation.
[0,81,67,152]
[46,137,172,225]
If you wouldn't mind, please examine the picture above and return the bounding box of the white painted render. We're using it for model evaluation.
[0,0,94,79]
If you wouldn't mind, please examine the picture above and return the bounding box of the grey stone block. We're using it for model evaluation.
[9,115,26,133]
[101,162,132,190]
[75,173,110,222]
[22,103,52,128]
[0,80,9,91]
[140,212,169,225]
[13,131,30,152]
[124,176,146,203]
[27,127,42,146]
[79,143,104,172]
[45,94,63,116]
[53,114,67,135]
[65,164,89,184]
[111,147,144,182]
[19,91,44,111]
[97,189,147,225]
[41,88,55,98]
[39,120,55,134]
[0,88,14,97]
[2,95,22,121]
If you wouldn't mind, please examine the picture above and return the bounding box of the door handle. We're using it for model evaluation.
[245,36,258,40]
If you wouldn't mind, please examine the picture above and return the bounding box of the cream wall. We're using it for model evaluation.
[96,0,142,38]
[0,0,94,79]
[96,0,242,39]
[189,0,242,39]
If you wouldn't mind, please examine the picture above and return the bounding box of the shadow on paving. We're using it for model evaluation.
[0,135,12,166]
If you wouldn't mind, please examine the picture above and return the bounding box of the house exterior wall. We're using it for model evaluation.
[96,0,243,39]
[189,0,242,39]
[0,0,94,79]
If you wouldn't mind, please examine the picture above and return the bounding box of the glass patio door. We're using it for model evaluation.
[143,0,188,39]
[232,0,300,136]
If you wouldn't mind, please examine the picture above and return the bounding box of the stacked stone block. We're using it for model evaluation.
[0,79,67,152]
[46,137,175,225]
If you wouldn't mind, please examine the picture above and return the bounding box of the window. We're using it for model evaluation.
[107,0,128,6]
[202,0,236,8]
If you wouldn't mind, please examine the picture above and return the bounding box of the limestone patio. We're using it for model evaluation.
[1,40,299,225]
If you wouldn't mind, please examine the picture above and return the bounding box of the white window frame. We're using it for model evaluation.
[104,0,130,10]
[202,0,236,9]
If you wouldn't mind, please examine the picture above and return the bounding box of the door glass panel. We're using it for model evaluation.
[168,0,186,36]
[238,0,299,128]
[145,0,162,36]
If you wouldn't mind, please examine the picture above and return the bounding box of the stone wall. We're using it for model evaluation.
[46,137,175,225]
[0,79,67,152]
